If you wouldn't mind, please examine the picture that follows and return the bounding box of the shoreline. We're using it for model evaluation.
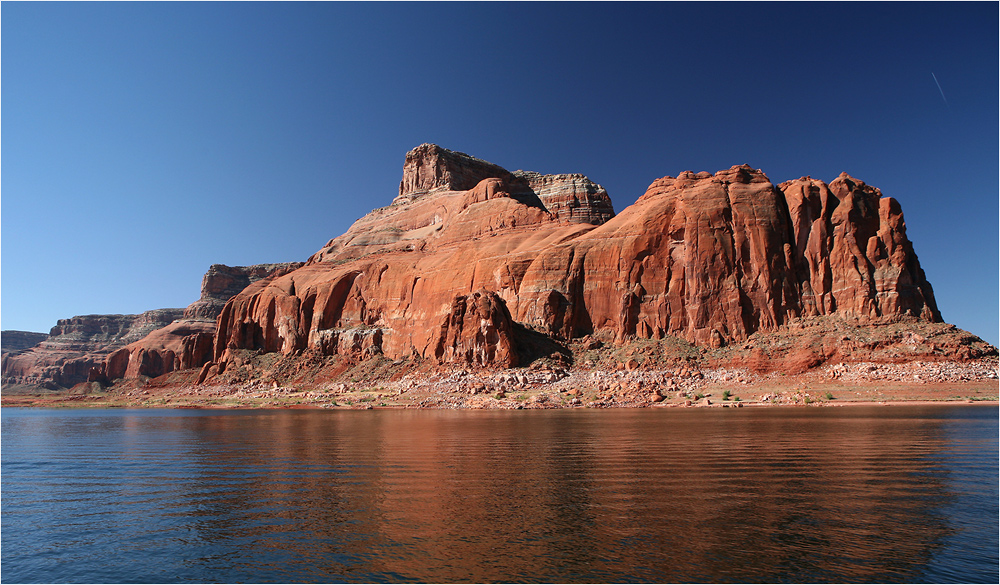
[2,397,996,411]
[4,361,997,411]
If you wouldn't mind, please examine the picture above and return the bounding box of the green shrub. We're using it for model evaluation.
[825,392,834,400]
[722,390,732,400]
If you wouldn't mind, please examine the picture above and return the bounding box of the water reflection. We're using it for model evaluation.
[2,407,996,583]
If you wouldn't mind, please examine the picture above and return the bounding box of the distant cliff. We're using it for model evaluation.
[1,264,300,389]
[184,263,304,320]
[2,311,184,389]
[1,331,49,354]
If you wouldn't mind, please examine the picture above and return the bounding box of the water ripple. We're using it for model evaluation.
[2,406,996,583]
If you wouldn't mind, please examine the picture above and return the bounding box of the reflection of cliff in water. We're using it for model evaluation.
[182,408,958,582]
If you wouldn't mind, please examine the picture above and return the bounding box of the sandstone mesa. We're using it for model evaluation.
[2,144,995,407]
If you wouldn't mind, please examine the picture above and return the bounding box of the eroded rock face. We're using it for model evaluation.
[97,320,216,382]
[515,165,940,346]
[781,173,939,322]
[211,147,944,378]
[434,290,518,367]
[397,143,515,202]
[1,310,184,389]
[93,263,303,383]
[8,145,953,389]
[1,331,48,354]
[3,263,303,389]
[184,263,305,319]
[513,171,615,225]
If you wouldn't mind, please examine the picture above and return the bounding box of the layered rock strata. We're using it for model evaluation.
[391,143,613,225]
[3,144,962,391]
[1,331,48,354]
[184,263,304,319]
[91,263,303,383]
[97,320,216,383]
[517,166,940,346]
[1,310,184,389]
[2,264,300,389]
[209,145,943,379]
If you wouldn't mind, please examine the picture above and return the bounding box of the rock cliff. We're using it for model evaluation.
[208,145,948,380]
[184,263,304,319]
[516,165,940,346]
[97,320,216,383]
[6,144,982,393]
[1,331,48,354]
[89,263,303,384]
[1,310,184,389]
[2,264,299,389]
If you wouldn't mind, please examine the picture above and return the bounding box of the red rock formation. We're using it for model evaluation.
[99,320,215,382]
[1,310,184,389]
[6,144,955,390]
[513,171,615,225]
[216,142,614,375]
[2,264,300,389]
[434,290,518,367]
[93,263,303,383]
[515,165,940,346]
[780,173,939,323]
[396,143,515,202]
[210,145,943,379]
[514,165,804,345]
[184,263,304,319]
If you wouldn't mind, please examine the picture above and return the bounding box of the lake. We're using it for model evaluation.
[1,405,996,583]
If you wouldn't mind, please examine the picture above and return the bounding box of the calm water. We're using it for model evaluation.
[1,406,996,584]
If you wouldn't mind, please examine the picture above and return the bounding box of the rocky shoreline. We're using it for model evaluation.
[4,358,995,410]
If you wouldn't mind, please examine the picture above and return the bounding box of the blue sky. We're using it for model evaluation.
[2,2,997,346]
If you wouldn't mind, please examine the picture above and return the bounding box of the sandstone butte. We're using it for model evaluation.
[2,144,996,407]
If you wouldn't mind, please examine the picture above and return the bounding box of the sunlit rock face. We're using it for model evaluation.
[184,263,305,320]
[1,264,304,389]
[0,144,958,391]
[212,145,940,374]
[90,263,306,383]
[1,310,184,389]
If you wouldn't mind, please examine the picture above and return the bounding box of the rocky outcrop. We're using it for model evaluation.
[513,171,615,225]
[396,143,515,202]
[184,263,304,319]
[2,263,301,389]
[91,263,303,383]
[434,290,518,367]
[97,320,215,382]
[392,143,614,224]
[46,310,184,343]
[218,144,613,372]
[1,310,183,389]
[1,331,48,354]
[513,165,940,346]
[781,173,939,322]
[8,145,973,390]
[209,146,950,380]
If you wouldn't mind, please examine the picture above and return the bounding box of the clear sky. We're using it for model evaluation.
[2,2,997,346]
